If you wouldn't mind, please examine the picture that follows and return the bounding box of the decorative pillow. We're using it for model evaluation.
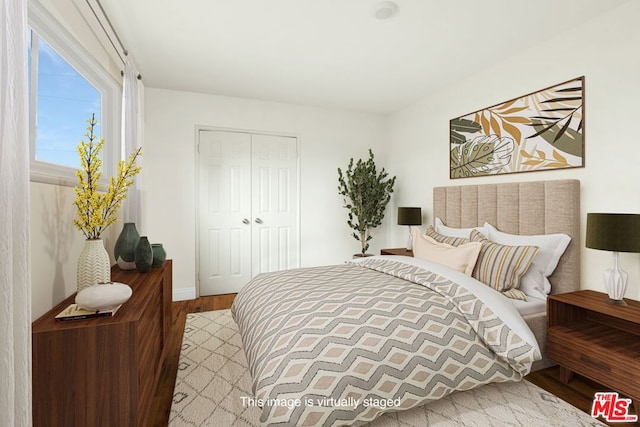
[469,230,539,301]
[425,225,470,247]
[435,217,489,238]
[413,233,482,276]
[484,223,571,299]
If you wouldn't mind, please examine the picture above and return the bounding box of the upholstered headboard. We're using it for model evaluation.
[433,179,580,295]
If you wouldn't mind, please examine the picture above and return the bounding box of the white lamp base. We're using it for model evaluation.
[406,225,413,250]
[604,252,628,305]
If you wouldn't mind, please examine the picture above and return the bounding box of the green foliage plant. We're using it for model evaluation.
[337,149,396,256]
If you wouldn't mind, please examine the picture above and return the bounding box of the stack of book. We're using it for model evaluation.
[55,303,122,321]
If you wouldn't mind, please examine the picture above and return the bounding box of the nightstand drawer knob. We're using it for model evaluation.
[580,355,610,372]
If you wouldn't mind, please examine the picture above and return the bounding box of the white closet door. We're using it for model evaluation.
[251,134,299,275]
[198,131,252,295]
[198,130,299,296]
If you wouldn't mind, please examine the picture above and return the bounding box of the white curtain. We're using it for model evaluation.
[121,56,144,228]
[0,0,32,425]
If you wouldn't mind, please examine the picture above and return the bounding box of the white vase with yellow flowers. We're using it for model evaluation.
[73,114,141,291]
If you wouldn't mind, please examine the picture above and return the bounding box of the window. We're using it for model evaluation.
[29,35,102,169]
[28,1,120,186]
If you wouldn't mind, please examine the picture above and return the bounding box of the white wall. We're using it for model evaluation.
[386,1,640,299]
[30,182,120,319]
[30,183,77,319]
[144,89,389,299]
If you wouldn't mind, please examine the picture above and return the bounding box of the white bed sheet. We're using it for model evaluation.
[510,295,547,317]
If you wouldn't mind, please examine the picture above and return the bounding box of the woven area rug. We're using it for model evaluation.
[169,309,603,427]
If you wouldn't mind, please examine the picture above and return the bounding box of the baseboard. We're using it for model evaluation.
[173,287,196,301]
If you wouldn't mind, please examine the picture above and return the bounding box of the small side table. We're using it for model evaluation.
[547,289,640,416]
[380,248,414,256]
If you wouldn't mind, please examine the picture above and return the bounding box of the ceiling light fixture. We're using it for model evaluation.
[373,1,399,20]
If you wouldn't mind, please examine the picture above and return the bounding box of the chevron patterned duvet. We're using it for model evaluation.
[231,257,540,426]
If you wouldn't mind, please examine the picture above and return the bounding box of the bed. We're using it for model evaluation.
[231,179,580,426]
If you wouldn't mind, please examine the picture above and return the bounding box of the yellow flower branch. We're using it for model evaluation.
[73,114,142,240]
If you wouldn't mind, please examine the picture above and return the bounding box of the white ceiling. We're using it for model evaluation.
[100,0,629,114]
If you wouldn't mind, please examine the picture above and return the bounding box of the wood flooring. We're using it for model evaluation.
[148,294,236,427]
[148,294,636,426]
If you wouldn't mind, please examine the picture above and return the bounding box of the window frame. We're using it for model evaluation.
[28,1,121,187]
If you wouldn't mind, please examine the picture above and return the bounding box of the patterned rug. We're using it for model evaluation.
[169,310,603,427]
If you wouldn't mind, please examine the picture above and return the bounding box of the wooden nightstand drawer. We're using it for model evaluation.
[547,323,639,393]
[547,291,640,412]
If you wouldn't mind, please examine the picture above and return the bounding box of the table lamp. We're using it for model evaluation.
[398,207,422,250]
[586,213,640,305]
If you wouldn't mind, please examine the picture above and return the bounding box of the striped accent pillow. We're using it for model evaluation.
[469,230,539,301]
[425,226,470,247]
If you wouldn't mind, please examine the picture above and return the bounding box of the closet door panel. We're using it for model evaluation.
[198,131,252,295]
[251,134,299,276]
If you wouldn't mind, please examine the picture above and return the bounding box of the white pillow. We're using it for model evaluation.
[413,233,482,276]
[484,222,571,298]
[435,217,488,238]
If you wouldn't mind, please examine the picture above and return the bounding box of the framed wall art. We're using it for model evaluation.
[450,76,584,179]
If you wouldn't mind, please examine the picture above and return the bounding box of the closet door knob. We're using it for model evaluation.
[242,218,250,225]
[255,218,263,224]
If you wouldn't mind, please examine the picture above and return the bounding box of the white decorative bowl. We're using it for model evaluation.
[75,282,132,311]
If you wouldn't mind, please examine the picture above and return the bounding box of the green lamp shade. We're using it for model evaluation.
[586,213,640,253]
[398,207,422,226]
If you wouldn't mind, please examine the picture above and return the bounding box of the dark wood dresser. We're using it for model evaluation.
[32,260,173,427]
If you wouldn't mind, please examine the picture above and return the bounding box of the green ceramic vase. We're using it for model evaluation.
[114,223,139,270]
[151,244,166,267]
[134,236,153,273]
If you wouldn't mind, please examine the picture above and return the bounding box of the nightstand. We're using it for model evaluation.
[547,290,640,415]
[380,248,413,256]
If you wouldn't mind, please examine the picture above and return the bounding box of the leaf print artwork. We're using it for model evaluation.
[450,136,515,178]
[449,77,584,179]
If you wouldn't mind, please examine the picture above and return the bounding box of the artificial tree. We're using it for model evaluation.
[338,149,396,256]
